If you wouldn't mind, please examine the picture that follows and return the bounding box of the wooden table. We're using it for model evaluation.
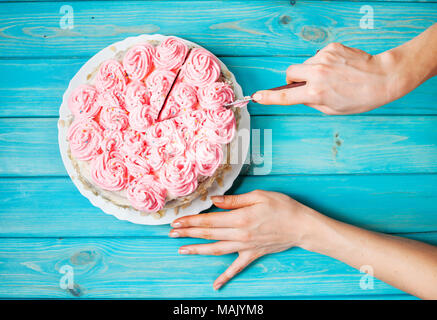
[0,0,436,299]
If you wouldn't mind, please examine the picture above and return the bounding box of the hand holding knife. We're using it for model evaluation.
[224,81,306,108]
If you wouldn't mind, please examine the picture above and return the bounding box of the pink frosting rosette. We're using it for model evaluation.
[174,109,206,143]
[159,155,198,197]
[202,107,236,144]
[125,81,150,111]
[158,95,180,121]
[153,37,188,71]
[159,82,198,121]
[101,129,124,153]
[124,153,152,178]
[143,145,165,171]
[68,84,101,118]
[121,129,147,156]
[173,82,198,110]
[123,43,155,81]
[96,90,125,110]
[91,151,128,191]
[67,118,103,161]
[197,82,234,110]
[182,48,220,87]
[146,119,178,147]
[128,104,155,132]
[95,60,127,93]
[99,106,129,131]
[188,137,223,177]
[127,174,167,213]
[145,69,176,114]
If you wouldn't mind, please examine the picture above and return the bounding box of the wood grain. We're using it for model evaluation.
[1,117,436,176]
[0,1,435,57]
[1,233,436,298]
[1,175,437,237]
[1,57,436,117]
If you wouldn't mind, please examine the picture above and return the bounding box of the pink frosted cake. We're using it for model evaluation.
[65,36,244,216]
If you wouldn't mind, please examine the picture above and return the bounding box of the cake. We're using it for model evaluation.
[65,36,246,217]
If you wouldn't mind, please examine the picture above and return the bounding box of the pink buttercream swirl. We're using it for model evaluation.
[188,137,223,177]
[158,95,180,121]
[127,174,167,212]
[95,60,127,93]
[101,129,124,153]
[173,82,198,110]
[154,37,188,71]
[121,129,147,156]
[123,43,155,81]
[67,118,103,161]
[159,155,198,197]
[159,82,198,120]
[91,151,128,191]
[146,119,178,147]
[124,152,153,178]
[198,82,234,110]
[96,90,126,110]
[99,105,129,131]
[125,81,150,111]
[145,69,176,113]
[128,104,154,132]
[182,48,220,87]
[174,110,206,143]
[202,107,236,144]
[68,84,101,118]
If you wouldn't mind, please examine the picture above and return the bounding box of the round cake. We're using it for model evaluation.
[59,35,249,223]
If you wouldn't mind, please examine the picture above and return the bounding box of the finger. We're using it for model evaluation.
[213,251,258,290]
[172,209,246,228]
[211,191,261,210]
[179,241,249,256]
[285,64,312,83]
[252,86,308,106]
[170,227,241,241]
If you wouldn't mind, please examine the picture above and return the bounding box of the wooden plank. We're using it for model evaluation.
[1,174,437,237]
[1,57,436,117]
[0,232,435,298]
[0,1,435,57]
[1,116,436,176]
[1,0,435,3]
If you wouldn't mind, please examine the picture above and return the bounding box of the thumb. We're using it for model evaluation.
[211,191,259,210]
[252,86,307,106]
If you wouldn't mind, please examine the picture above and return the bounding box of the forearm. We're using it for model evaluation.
[379,23,437,100]
[300,208,437,299]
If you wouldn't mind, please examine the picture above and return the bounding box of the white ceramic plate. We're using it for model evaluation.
[58,34,250,225]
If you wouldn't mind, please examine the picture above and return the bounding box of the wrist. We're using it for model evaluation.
[295,205,353,258]
[375,49,413,103]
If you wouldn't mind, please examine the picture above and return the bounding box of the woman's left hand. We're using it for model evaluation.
[169,190,319,290]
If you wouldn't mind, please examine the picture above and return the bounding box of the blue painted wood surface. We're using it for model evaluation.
[0,0,436,299]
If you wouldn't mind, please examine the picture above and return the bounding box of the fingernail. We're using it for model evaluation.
[171,221,181,228]
[211,195,224,203]
[179,248,190,254]
[169,231,179,238]
[214,282,223,290]
[252,93,262,102]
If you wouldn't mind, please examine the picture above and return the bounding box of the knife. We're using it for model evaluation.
[224,81,306,108]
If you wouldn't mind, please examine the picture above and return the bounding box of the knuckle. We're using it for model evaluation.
[210,248,222,256]
[201,229,212,239]
[326,42,343,51]
[240,230,252,242]
[236,214,251,227]
[313,64,329,76]
[251,189,265,198]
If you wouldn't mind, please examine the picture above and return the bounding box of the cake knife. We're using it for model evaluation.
[224,81,306,108]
